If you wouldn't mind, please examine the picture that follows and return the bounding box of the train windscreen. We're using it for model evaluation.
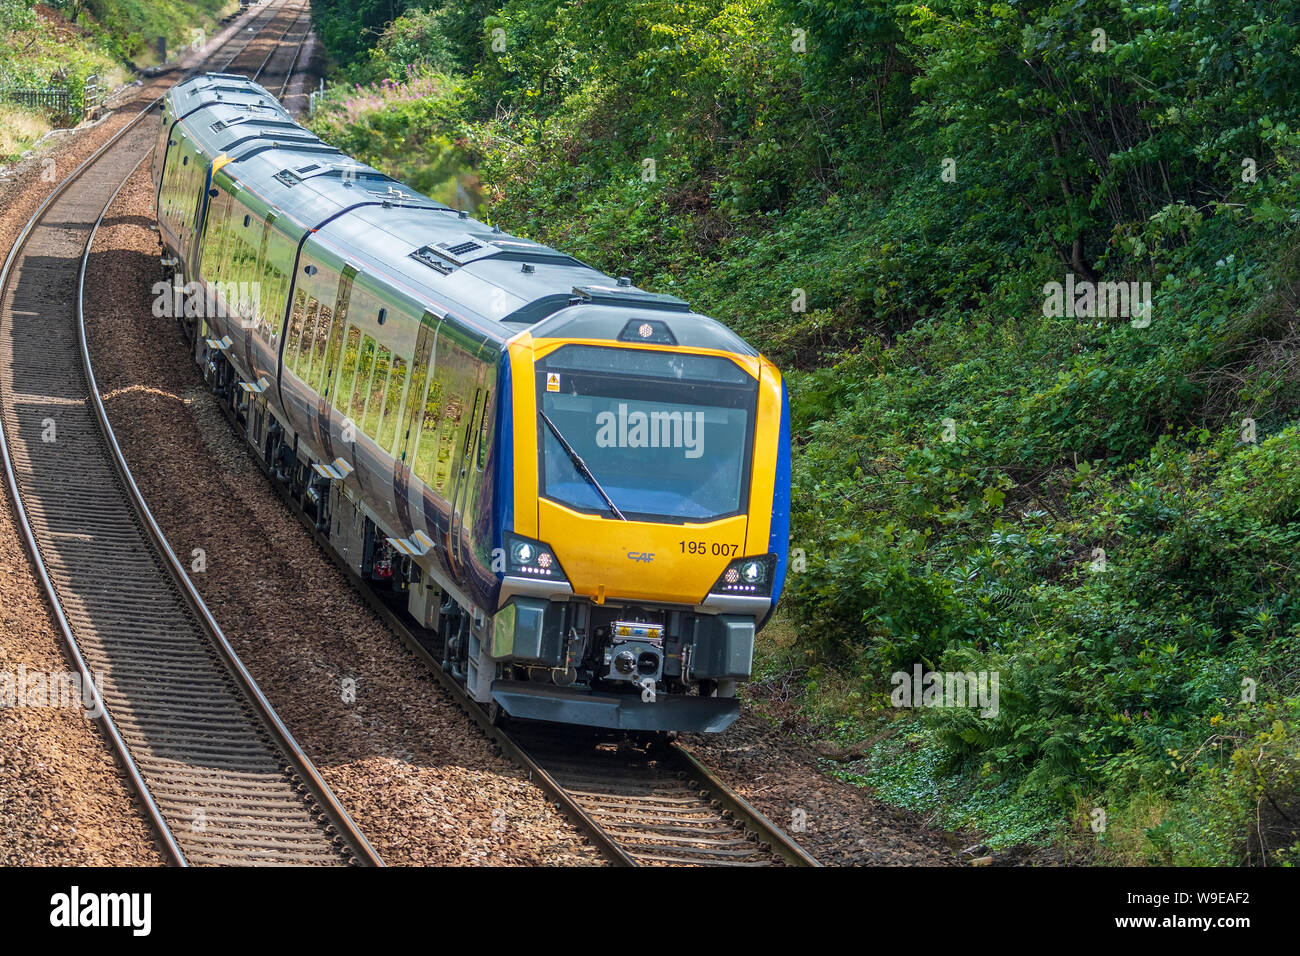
[536,345,757,522]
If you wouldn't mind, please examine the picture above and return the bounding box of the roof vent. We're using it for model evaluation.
[411,234,499,270]
[410,246,453,275]
[274,169,302,188]
[443,239,482,257]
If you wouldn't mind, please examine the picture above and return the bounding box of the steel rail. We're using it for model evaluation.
[250,3,313,87]
[0,0,376,867]
[219,0,298,73]
[274,9,315,101]
[79,154,383,867]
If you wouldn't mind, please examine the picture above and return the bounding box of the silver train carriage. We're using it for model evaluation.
[151,74,792,733]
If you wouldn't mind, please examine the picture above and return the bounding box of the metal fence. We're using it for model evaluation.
[0,73,102,123]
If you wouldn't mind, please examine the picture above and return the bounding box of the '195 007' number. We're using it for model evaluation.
[680,541,739,556]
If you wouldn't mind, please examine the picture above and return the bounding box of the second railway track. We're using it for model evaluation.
[0,0,379,866]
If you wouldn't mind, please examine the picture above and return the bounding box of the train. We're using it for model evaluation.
[150,73,790,733]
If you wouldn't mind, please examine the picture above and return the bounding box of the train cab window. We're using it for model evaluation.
[381,356,407,454]
[335,325,363,415]
[364,344,389,438]
[350,334,376,427]
[537,345,758,522]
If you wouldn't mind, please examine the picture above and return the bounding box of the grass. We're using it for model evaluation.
[0,103,52,158]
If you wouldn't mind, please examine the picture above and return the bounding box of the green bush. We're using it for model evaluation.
[308,0,1300,859]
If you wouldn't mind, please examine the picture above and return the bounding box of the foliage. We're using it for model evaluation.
[308,0,1300,860]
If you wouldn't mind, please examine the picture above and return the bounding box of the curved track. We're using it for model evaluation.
[0,0,380,866]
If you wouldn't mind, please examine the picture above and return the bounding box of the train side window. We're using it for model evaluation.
[381,355,407,454]
[364,344,389,438]
[225,207,240,279]
[239,236,259,315]
[284,288,310,370]
[351,335,376,427]
[259,257,277,333]
[161,147,182,223]
[433,393,462,494]
[212,197,232,283]
[202,192,224,274]
[315,302,338,393]
[294,296,320,376]
[334,325,362,416]
[476,391,493,472]
[267,267,285,337]
[305,297,329,383]
[413,378,444,487]
[465,390,483,459]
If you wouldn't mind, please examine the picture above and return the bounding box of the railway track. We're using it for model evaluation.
[224,0,314,97]
[0,0,380,866]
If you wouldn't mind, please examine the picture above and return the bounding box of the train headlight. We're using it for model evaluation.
[710,554,777,597]
[503,532,568,581]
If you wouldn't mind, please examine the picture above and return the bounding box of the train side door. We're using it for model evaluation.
[393,312,441,537]
[314,264,355,462]
[191,154,228,280]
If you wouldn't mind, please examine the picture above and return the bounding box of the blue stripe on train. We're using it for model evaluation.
[492,350,514,572]
[767,379,792,610]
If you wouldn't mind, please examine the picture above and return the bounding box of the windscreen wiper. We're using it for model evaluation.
[539,410,628,521]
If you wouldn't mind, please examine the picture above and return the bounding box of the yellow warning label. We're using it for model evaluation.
[546,372,561,392]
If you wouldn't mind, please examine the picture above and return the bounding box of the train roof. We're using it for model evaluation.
[163,74,755,356]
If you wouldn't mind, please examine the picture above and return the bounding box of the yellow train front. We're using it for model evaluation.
[486,299,791,733]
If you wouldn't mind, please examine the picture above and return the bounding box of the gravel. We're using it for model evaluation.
[683,712,960,865]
